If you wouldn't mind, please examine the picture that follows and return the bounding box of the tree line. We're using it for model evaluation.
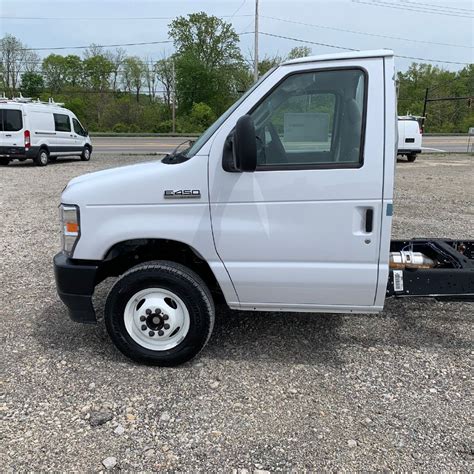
[1,13,472,134]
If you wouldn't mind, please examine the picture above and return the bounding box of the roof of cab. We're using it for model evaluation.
[282,49,394,66]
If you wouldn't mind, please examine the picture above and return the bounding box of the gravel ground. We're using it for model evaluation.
[1,153,473,471]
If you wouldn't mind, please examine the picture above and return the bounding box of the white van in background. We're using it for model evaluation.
[397,115,422,162]
[0,98,92,166]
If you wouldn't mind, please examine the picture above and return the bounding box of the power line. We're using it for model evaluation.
[21,32,253,52]
[1,14,254,21]
[400,0,474,13]
[395,53,471,65]
[262,15,472,49]
[351,0,474,18]
[23,40,173,51]
[230,0,248,19]
[260,31,358,52]
[259,31,472,65]
[358,0,474,16]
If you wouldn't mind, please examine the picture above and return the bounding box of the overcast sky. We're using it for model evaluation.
[1,0,473,72]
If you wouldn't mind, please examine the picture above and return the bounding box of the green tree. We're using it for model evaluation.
[42,54,67,93]
[258,55,282,76]
[397,63,473,132]
[155,56,174,112]
[122,56,145,102]
[83,54,113,92]
[169,12,243,68]
[82,53,114,126]
[169,12,246,115]
[189,102,216,131]
[20,71,44,97]
[63,55,83,88]
[287,46,312,59]
[1,34,28,94]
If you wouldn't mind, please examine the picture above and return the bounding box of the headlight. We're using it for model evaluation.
[60,204,80,256]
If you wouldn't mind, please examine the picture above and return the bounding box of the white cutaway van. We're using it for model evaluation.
[53,50,473,366]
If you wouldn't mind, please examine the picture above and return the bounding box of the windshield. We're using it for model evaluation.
[185,68,277,158]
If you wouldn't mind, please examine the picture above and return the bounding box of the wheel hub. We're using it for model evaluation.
[124,288,190,351]
[139,306,172,337]
[145,310,165,332]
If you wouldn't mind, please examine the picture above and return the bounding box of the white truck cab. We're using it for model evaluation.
[0,98,92,166]
[54,50,474,366]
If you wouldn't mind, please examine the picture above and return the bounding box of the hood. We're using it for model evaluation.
[61,156,208,207]
[67,160,158,187]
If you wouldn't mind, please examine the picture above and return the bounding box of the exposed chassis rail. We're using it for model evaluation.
[387,239,474,302]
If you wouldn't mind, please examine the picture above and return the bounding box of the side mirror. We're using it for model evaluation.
[223,115,257,172]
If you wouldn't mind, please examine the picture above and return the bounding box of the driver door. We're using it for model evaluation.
[209,62,386,310]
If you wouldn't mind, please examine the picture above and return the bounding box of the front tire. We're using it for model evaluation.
[104,261,215,366]
[0,157,10,166]
[407,153,417,162]
[34,148,49,166]
[81,146,91,161]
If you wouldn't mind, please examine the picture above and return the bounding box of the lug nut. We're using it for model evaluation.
[164,323,170,330]
[163,314,169,320]
[140,316,146,322]
[149,331,155,337]
[155,308,161,314]
[146,309,152,315]
[158,330,164,336]
[141,325,147,331]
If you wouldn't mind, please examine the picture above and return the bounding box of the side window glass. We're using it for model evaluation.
[250,69,366,168]
[54,113,71,132]
[73,118,85,136]
[3,109,23,131]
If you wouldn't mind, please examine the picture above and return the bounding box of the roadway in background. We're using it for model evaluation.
[90,135,472,154]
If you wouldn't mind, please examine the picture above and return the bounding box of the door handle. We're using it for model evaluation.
[365,208,374,233]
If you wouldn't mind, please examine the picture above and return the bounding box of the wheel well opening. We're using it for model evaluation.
[99,239,224,301]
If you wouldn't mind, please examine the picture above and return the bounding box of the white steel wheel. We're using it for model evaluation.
[104,261,215,366]
[124,288,190,351]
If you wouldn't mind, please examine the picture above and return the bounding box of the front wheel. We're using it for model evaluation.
[0,157,10,166]
[104,261,215,366]
[81,146,91,161]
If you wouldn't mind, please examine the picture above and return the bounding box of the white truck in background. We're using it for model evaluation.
[397,115,423,162]
[53,50,473,366]
[0,98,92,166]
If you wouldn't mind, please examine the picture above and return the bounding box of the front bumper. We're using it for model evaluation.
[53,252,99,324]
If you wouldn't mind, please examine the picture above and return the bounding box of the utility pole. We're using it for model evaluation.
[254,0,259,82]
[171,60,176,134]
[422,87,429,120]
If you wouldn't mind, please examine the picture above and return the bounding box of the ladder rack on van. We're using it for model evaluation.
[0,94,64,107]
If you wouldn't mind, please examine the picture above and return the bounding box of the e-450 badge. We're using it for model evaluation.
[164,189,201,199]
